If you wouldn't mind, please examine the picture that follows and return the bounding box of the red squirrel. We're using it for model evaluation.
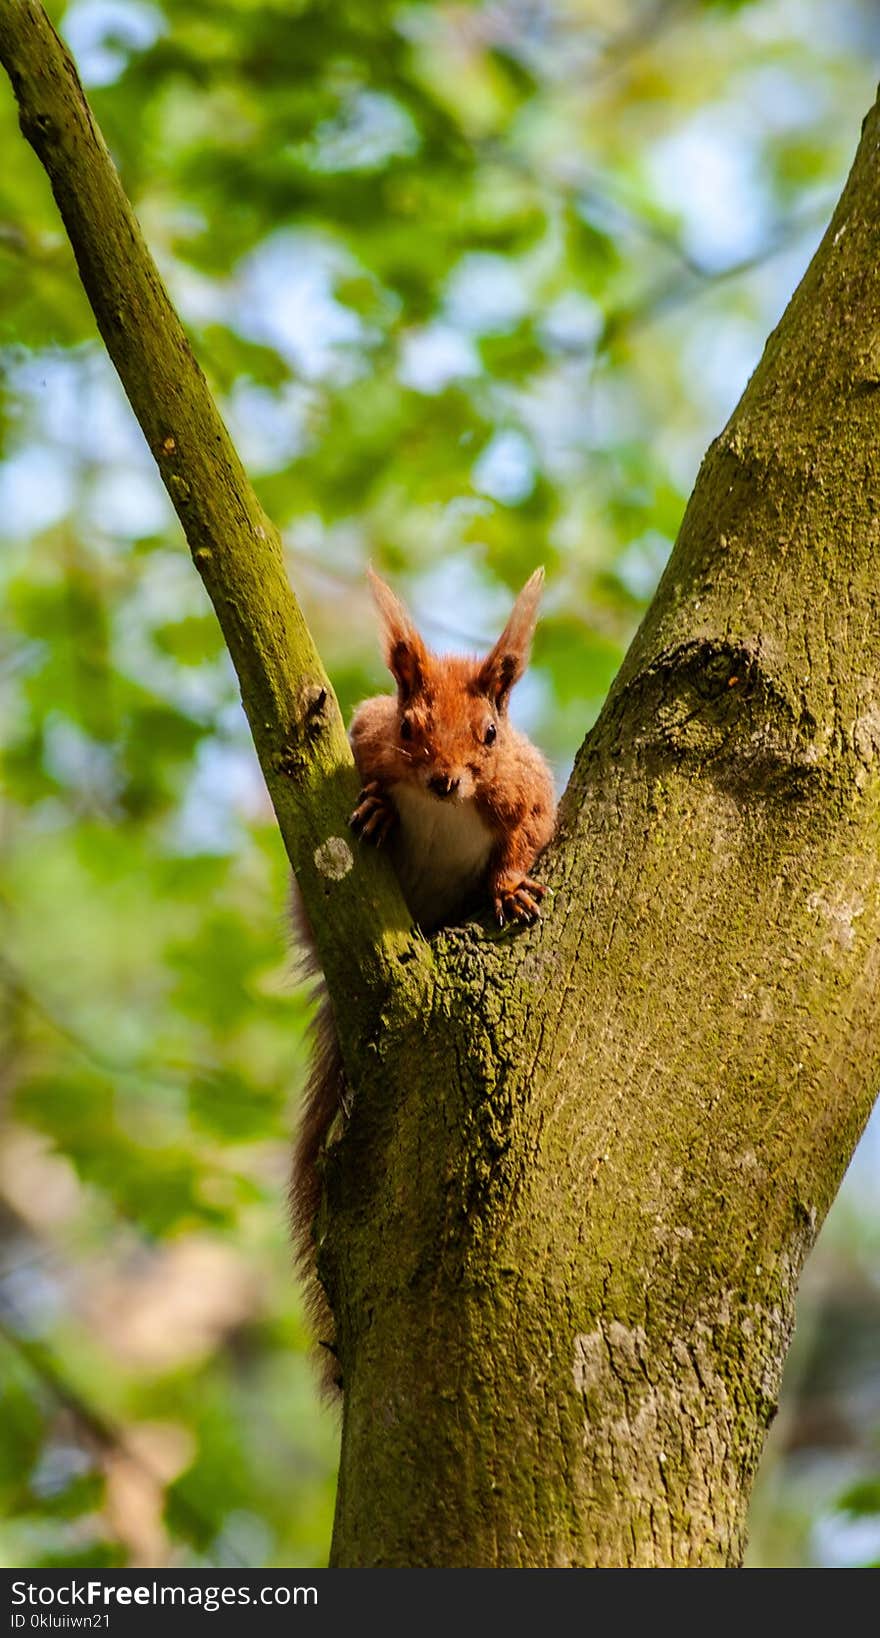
[290,568,556,1394]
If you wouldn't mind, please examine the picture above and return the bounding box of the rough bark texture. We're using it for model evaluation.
[323,101,880,1564]
[4,0,880,1570]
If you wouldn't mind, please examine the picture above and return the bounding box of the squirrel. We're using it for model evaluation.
[290,567,557,1395]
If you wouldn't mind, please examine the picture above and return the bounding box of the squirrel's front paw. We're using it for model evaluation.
[492,874,546,926]
[350,781,397,846]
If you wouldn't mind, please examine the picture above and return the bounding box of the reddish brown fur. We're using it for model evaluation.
[351,566,555,922]
[290,570,557,1394]
[288,885,346,1397]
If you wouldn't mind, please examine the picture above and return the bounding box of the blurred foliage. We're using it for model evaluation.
[1,0,880,1569]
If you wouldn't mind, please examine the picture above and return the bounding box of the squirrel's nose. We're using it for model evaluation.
[430,774,460,799]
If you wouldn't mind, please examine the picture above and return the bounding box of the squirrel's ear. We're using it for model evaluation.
[477,568,544,710]
[367,568,428,702]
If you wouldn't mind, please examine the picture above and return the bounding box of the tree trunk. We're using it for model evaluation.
[3,1,880,1570]
[324,103,880,1564]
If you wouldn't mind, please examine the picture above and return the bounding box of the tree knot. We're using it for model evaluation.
[620,638,822,800]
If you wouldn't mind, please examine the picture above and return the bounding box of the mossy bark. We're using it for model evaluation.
[324,99,880,1564]
[4,1,880,1569]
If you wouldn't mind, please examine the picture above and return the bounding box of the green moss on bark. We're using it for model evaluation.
[324,95,880,1565]
[6,0,880,1570]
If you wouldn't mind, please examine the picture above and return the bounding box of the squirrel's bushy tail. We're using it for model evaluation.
[289,885,346,1399]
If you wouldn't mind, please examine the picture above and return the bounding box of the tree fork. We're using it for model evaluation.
[323,98,880,1563]
[4,1,880,1567]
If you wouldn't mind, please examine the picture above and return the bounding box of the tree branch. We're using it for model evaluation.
[0,0,429,1067]
[323,92,880,1564]
[8,0,880,1570]
[0,1315,242,1566]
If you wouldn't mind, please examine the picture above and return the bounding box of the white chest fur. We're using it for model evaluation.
[389,780,494,930]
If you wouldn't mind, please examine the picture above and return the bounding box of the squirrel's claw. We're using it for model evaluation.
[493,877,546,926]
[350,785,397,846]
[359,807,385,838]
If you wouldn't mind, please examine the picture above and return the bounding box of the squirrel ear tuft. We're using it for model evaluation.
[477,568,544,710]
[367,567,428,703]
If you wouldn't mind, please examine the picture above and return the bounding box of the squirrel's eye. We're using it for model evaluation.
[484,722,497,746]
[400,718,413,742]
